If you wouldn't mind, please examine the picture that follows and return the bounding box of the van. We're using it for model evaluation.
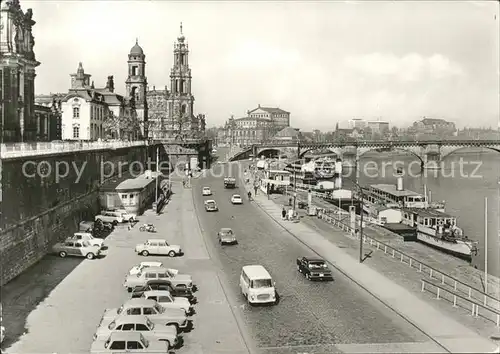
[239,265,276,305]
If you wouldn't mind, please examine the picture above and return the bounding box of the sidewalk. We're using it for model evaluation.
[241,176,498,353]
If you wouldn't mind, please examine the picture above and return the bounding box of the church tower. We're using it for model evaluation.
[125,39,148,137]
[166,23,195,136]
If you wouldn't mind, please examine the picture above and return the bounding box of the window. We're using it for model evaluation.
[143,307,155,315]
[157,273,167,278]
[136,324,149,331]
[147,296,158,302]
[73,126,80,138]
[159,296,172,303]
[145,273,156,279]
[129,194,134,198]
[109,341,126,350]
[132,66,138,76]
[127,341,142,350]
[75,243,82,248]
[73,107,79,118]
[121,323,134,331]
[122,194,128,199]
[127,307,141,315]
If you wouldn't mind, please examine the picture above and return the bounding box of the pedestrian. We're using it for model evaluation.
[281,207,286,220]
[288,208,294,221]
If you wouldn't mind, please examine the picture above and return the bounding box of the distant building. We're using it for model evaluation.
[367,120,390,135]
[0,0,40,142]
[273,127,302,142]
[335,127,364,139]
[348,119,367,130]
[413,118,456,135]
[248,104,290,130]
[34,95,63,141]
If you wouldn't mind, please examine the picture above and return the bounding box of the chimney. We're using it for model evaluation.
[153,85,155,91]
[396,167,403,191]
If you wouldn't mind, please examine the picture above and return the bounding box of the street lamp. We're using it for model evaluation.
[345,178,365,263]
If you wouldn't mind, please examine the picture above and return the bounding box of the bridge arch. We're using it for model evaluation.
[440,146,500,161]
[257,148,283,158]
[299,147,342,159]
[357,147,424,164]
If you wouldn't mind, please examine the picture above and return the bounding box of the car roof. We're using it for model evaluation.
[220,228,233,232]
[147,239,167,243]
[143,290,172,297]
[140,261,162,266]
[141,266,168,272]
[73,232,92,236]
[242,265,272,279]
[205,200,216,203]
[114,315,149,325]
[124,298,156,306]
[232,194,241,197]
[203,186,210,189]
[108,332,144,341]
[304,257,325,262]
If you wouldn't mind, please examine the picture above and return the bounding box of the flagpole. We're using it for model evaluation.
[485,197,488,294]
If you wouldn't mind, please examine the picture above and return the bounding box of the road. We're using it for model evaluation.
[193,161,432,353]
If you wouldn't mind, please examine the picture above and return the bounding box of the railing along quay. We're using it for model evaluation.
[288,188,500,317]
[421,278,500,326]
[0,141,147,158]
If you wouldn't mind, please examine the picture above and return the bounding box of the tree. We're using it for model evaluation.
[102,110,142,140]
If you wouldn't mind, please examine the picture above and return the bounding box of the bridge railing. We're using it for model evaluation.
[0,140,146,159]
[256,139,500,148]
[288,189,500,310]
[152,138,206,144]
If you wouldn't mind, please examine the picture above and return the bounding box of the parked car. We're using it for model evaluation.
[101,299,191,332]
[128,261,164,276]
[103,209,136,223]
[142,290,194,316]
[131,280,197,304]
[124,267,194,292]
[230,194,243,204]
[204,200,218,212]
[217,228,237,245]
[90,332,169,353]
[135,239,182,257]
[202,187,212,196]
[68,232,104,248]
[95,211,123,225]
[1,325,4,344]
[93,315,180,350]
[52,240,101,259]
[296,257,333,281]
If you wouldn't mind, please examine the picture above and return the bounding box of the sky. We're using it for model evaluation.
[24,0,499,130]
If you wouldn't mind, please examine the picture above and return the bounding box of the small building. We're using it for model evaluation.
[376,207,402,224]
[260,170,291,194]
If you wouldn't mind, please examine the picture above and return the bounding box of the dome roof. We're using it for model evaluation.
[130,39,144,56]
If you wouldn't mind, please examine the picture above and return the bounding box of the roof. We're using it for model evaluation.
[108,332,144,341]
[116,172,162,191]
[420,118,450,125]
[249,106,289,114]
[143,290,172,297]
[124,298,156,306]
[234,116,270,122]
[100,172,134,192]
[304,257,326,263]
[242,265,272,279]
[144,242,167,246]
[205,199,216,203]
[275,127,300,138]
[402,208,453,218]
[113,315,149,324]
[130,40,144,56]
[369,184,421,197]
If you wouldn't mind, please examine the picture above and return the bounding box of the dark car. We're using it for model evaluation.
[131,280,198,304]
[296,257,333,281]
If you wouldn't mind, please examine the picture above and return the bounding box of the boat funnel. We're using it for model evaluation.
[396,167,403,191]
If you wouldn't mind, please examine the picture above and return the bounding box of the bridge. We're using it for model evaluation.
[231,139,500,169]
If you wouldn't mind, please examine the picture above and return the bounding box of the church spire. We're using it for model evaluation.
[177,22,185,42]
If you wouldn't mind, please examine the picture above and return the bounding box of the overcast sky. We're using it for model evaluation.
[25,0,499,130]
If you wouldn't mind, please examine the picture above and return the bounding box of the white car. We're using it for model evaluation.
[231,194,243,204]
[135,239,182,257]
[68,232,104,248]
[142,290,194,315]
[128,261,163,276]
[95,211,123,225]
[103,209,137,222]
[1,325,4,344]
[202,187,212,196]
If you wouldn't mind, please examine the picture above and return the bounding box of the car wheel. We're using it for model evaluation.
[59,251,67,258]
[141,250,149,256]
[168,251,176,257]
[86,252,95,260]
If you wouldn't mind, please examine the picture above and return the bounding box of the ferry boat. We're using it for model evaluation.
[401,208,478,260]
[359,176,445,218]
[312,158,336,180]
[285,162,317,185]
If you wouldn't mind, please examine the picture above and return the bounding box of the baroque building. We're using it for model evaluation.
[0,0,39,142]
[146,23,206,139]
[34,94,62,141]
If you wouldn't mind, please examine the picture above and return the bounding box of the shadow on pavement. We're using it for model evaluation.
[0,255,84,349]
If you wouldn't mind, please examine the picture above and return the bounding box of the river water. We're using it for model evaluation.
[337,149,500,275]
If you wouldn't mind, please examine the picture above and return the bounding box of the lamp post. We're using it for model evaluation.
[348,179,365,263]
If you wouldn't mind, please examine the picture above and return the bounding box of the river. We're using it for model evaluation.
[336,149,500,276]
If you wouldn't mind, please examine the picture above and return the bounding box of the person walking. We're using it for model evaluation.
[281,207,287,220]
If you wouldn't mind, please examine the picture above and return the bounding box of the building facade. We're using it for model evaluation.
[248,104,290,130]
[0,0,40,142]
[145,24,205,139]
[348,118,367,130]
[59,63,137,141]
[367,120,390,135]
[412,117,456,135]
[34,94,62,141]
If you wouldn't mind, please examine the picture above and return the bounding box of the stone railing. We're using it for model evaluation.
[0,140,147,159]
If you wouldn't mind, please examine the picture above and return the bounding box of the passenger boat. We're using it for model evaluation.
[312,158,336,180]
[401,208,478,260]
[285,162,317,185]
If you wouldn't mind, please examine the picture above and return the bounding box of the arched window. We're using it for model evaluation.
[73,126,80,138]
[73,107,79,118]
[181,104,186,115]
